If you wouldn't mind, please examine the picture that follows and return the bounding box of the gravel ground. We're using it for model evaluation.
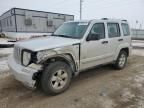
[0,47,144,108]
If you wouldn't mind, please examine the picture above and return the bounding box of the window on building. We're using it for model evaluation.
[10,18,12,26]
[7,19,9,27]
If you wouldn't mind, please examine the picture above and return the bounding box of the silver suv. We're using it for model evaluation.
[8,19,132,95]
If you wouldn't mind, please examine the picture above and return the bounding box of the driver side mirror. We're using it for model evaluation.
[86,33,100,41]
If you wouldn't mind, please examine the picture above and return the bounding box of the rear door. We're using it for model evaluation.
[107,22,122,60]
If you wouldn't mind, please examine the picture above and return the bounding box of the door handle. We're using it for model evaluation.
[118,39,123,41]
[102,41,108,44]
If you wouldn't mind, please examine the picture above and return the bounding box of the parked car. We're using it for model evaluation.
[8,18,132,95]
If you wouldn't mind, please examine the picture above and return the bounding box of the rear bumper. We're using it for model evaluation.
[8,57,39,88]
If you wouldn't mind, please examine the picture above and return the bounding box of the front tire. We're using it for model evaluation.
[113,50,127,69]
[41,61,72,95]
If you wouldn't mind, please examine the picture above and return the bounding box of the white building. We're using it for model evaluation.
[0,8,74,39]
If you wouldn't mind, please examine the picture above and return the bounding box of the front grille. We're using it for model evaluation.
[14,46,22,64]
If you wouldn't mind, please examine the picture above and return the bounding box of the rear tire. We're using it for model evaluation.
[41,61,72,95]
[113,50,127,69]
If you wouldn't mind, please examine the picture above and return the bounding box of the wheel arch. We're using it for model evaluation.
[114,42,130,60]
[114,47,129,60]
[120,48,129,56]
[42,53,78,75]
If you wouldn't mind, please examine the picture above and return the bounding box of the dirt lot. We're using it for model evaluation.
[0,49,144,108]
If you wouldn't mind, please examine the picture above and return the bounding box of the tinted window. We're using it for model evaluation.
[122,23,130,36]
[90,23,105,39]
[107,23,120,38]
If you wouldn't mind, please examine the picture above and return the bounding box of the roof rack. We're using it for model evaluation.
[101,18,108,20]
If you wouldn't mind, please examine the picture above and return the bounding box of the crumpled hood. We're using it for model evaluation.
[15,36,80,51]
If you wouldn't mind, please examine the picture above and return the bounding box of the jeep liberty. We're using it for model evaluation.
[8,19,132,95]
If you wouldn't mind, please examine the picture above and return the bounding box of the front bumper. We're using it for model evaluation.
[8,57,40,88]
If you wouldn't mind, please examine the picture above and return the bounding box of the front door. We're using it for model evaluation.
[80,23,113,70]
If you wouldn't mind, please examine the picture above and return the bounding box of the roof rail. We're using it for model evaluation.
[122,19,127,22]
[102,18,108,20]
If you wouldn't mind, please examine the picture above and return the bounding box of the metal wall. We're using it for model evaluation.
[0,21,2,32]
[0,8,74,33]
[131,29,144,39]
[0,8,16,32]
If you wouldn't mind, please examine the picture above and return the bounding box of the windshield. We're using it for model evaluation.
[53,22,89,39]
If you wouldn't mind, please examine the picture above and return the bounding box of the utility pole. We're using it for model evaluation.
[80,0,83,20]
[136,20,138,38]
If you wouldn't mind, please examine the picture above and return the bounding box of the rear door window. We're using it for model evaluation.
[107,23,120,38]
[121,23,130,36]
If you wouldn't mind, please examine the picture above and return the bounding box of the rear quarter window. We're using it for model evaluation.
[121,23,130,36]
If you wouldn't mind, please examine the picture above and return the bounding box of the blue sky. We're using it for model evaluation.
[0,0,144,29]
